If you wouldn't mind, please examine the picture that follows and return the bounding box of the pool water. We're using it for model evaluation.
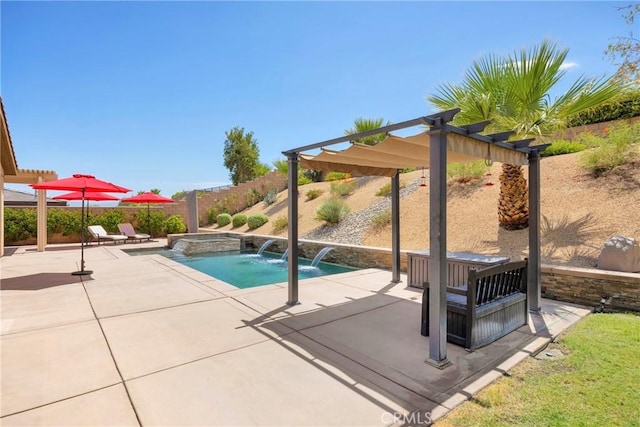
[127,249,358,289]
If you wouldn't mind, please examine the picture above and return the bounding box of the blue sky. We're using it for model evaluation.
[1,1,630,201]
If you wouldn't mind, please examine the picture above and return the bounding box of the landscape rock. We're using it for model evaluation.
[597,236,640,273]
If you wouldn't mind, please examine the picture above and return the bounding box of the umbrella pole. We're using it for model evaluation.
[148,202,151,238]
[72,190,93,276]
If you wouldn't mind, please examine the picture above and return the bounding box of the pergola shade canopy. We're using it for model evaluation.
[299,131,530,177]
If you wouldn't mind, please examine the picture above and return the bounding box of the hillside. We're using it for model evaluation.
[202,152,640,268]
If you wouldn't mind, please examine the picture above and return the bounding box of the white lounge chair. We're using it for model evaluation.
[118,223,151,243]
[87,225,128,245]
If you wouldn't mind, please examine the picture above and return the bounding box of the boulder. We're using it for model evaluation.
[597,236,640,273]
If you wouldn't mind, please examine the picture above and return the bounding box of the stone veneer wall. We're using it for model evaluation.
[168,232,640,312]
[541,264,640,312]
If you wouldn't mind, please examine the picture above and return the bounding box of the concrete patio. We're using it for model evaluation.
[0,241,591,426]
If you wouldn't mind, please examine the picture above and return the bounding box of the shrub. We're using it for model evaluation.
[315,198,350,224]
[133,209,165,236]
[96,208,127,233]
[540,140,587,157]
[375,181,406,197]
[4,208,37,242]
[272,215,288,233]
[208,200,229,224]
[247,214,269,230]
[325,172,351,181]
[232,214,247,227]
[370,211,391,231]
[245,188,262,208]
[298,175,313,186]
[263,189,278,207]
[329,179,357,196]
[164,215,186,234]
[305,189,324,200]
[578,122,640,175]
[47,208,82,236]
[217,213,232,226]
[399,167,416,174]
[447,160,489,183]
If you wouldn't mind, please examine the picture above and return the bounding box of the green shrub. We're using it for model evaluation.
[578,122,640,175]
[399,167,416,173]
[305,189,324,200]
[217,213,232,226]
[330,179,357,196]
[164,215,186,234]
[567,90,640,126]
[272,215,288,233]
[47,208,82,236]
[541,140,587,157]
[325,172,351,181]
[133,209,165,236]
[375,181,406,197]
[208,200,229,224]
[315,198,350,224]
[263,189,278,207]
[232,214,247,227]
[4,208,37,242]
[298,175,313,186]
[370,211,391,231]
[447,160,489,183]
[247,214,269,230]
[96,208,127,233]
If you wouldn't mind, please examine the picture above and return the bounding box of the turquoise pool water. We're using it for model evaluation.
[125,249,358,289]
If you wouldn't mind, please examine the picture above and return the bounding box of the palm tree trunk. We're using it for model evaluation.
[498,164,529,230]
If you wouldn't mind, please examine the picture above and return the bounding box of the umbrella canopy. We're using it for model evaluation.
[121,192,174,237]
[31,174,131,193]
[30,174,131,276]
[52,191,120,201]
[121,192,174,204]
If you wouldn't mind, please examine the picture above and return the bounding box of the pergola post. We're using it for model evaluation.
[427,123,451,368]
[528,150,542,312]
[286,153,299,306]
[391,173,401,283]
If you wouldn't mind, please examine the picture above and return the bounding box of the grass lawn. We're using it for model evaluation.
[436,313,640,426]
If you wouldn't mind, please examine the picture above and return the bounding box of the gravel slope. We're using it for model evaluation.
[205,152,640,268]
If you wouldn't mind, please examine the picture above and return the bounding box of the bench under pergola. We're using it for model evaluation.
[282,108,549,367]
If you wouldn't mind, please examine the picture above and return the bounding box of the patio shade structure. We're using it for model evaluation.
[120,192,174,237]
[283,109,549,368]
[53,191,120,224]
[31,174,131,276]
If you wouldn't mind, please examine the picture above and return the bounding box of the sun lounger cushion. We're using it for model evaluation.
[117,223,151,242]
[87,225,128,244]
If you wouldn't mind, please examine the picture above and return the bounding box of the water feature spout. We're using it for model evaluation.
[171,240,189,253]
[311,247,334,267]
[257,239,276,255]
[281,248,289,261]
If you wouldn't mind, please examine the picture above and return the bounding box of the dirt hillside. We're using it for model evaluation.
[203,152,640,268]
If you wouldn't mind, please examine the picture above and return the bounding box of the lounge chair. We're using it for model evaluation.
[117,223,151,243]
[87,225,128,245]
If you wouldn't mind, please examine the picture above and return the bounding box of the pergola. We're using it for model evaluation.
[282,109,549,367]
[0,97,57,256]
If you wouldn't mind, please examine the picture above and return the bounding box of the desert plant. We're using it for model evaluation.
[315,197,350,224]
[579,123,640,174]
[245,188,262,208]
[133,209,165,236]
[298,175,313,186]
[447,161,489,183]
[217,213,232,226]
[232,214,247,227]
[375,181,406,197]
[370,211,392,231]
[541,140,587,157]
[164,215,186,234]
[325,172,351,181]
[263,189,278,207]
[305,189,324,200]
[272,215,288,233]
[329,179,357,196]
[247,213,269,230]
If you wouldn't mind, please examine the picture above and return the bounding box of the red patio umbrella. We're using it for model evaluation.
[53,191,120,224]
[31,174,131,276]
[120,192,174,238]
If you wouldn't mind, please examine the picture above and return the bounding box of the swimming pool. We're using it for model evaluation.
[126,248,358,289]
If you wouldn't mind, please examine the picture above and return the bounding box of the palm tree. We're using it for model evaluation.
[427,40,623,230]
[345,117,390,146]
